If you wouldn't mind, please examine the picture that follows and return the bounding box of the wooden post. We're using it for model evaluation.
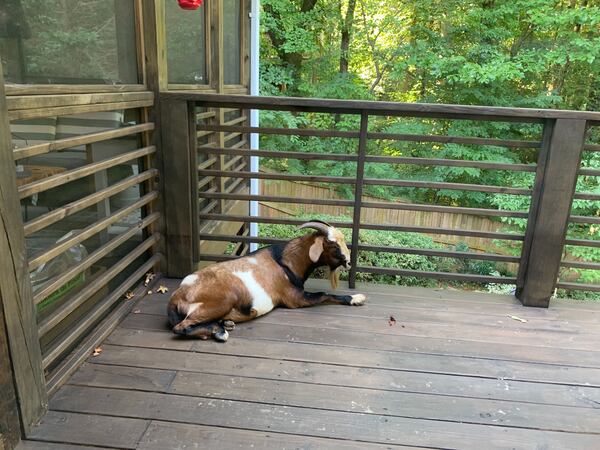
[161,98,196,277]
[0,60,47,435]
[0,305,21,449]
[348,112,368,289]
[516,118,587,307]
[141,0,167,271]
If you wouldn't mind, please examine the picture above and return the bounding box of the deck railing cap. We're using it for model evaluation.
[160,92,600,123]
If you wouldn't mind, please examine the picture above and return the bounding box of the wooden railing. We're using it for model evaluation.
[160,92,600,308]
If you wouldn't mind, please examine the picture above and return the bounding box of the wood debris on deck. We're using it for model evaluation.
[20,278,600,449]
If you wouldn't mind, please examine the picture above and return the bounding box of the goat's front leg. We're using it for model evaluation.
[173,320,231,342]
[281,290,366,308]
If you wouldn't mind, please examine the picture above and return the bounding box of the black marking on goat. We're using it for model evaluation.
[269,244,306,290]
[304,291,353,305]
[167,303,184,328]
[239,301,254,316]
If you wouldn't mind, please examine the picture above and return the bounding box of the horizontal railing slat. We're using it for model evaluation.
[572,192,600,201]
[28,191,158,271]
[364,155,537,172]
[367,131,540,148]
[199,234,287,246]
[199,146,358,161]
[355,265,518,284]
[556,282,600,292]
[18,146,156,199]
[569,215,600,224]
[24,169,157,236]
[197,169,355,185]
[13,123,155,161]
[357,244,520,263]
[199,192,355,208]
[360,200,529,218]
[9,99,154,121]
[198,124,359,139]
[362,177,531,195]
[7,91,153,111]
[560,260,600,270]
[359,222,524,241]
[564,238,600,248]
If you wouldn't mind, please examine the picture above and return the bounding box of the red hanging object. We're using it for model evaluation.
[178,0,203,10]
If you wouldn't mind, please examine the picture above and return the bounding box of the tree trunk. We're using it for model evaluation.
[339,0,357,74]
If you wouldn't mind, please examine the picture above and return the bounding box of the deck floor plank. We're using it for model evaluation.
[26,278,600,449]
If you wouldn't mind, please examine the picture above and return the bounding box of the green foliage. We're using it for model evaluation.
[260,0,600,294]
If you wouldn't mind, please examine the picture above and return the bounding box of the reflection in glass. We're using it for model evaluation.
[166,0,207,84]
[0,0,138,84]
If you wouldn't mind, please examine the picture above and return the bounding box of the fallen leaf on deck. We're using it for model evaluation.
[133,309,141,314]
[388,315,397,326]
[92,347,103,357]
[508,315,527,323]
[147,290,153,295]
[124,291,135,300]
[144,272,155,286]
[157,285,169,294]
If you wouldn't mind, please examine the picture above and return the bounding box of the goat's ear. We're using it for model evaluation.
[309,236,324,262]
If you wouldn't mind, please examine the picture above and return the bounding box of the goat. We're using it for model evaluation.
[167,220,366,341]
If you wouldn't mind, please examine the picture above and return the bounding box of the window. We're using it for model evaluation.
[223,0,241,85]
[0,0,138,84]
[166,1,207,84]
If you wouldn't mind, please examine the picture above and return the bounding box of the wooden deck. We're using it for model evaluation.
[19,278,600,449]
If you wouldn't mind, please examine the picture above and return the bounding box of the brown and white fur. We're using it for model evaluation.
[167,220,366,341]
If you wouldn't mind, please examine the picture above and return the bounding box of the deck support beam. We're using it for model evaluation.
[161,99,197,277]
[516,119,587,307]
[0,61,47,437]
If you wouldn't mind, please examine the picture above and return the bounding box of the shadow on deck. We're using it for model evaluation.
[19,279,600,449]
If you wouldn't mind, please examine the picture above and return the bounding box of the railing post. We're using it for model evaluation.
[161,98,197,277]
[348,112,368,289]
[0,61,47,435]
[516,118,587,307]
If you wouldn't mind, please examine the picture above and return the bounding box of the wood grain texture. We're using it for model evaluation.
[517,119,588,307]
[26,411,148,449]
[164,92,600,122]
[48,385,600,449]
[160,99,195,277]
[24,276,600,449]
[0,58,47,436]
[0,303,21,449]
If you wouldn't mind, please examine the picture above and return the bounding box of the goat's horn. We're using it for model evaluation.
[298,220,331,235]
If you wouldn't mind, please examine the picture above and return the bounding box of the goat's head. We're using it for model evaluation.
[299,220,351,289]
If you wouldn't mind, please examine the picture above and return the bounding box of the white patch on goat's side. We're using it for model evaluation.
[350,294,366,305]
[183,302,203,319]
[181,274,199,286]
[232,270,274,317]
[247,257,258,265]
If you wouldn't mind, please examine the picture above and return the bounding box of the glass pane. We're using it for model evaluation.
[166,1,207,84]
[0,0,138,84]
[223,0,241,85]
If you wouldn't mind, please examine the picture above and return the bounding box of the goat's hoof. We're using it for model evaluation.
[350,294,366,306]
[222,320,235,331]
[213,329,229,342]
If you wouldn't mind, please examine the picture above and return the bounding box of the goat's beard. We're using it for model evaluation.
[329,266,341,290]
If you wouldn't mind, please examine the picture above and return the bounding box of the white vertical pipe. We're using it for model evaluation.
[249,0,260,251]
